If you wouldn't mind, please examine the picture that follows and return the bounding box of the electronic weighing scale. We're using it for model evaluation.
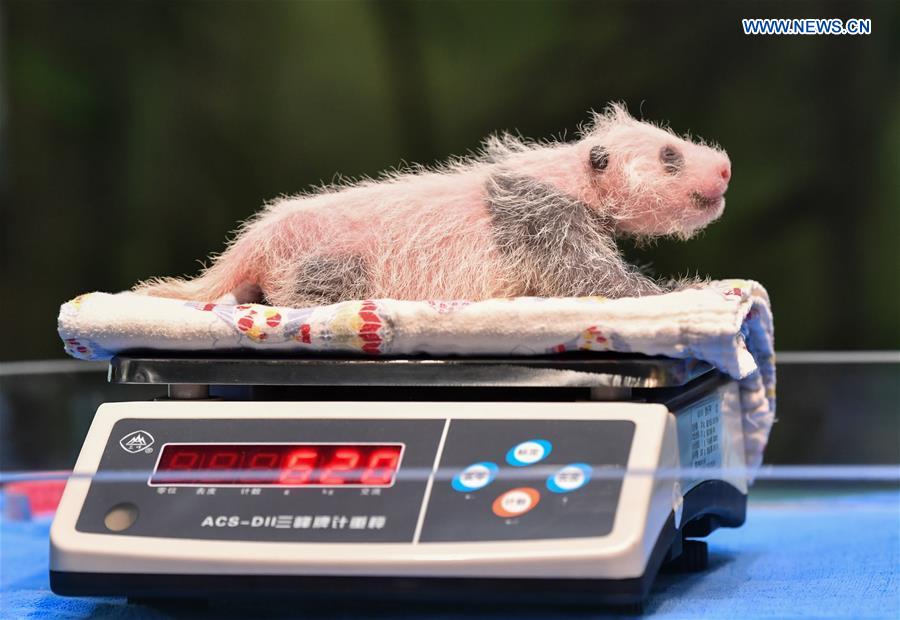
[50,353,748,606]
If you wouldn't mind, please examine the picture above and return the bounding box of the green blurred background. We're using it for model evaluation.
[1,0,898,361]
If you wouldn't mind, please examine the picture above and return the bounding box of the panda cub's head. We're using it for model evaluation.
[582,104,731,239]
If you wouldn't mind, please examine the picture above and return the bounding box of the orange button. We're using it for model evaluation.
[492,487,541,518]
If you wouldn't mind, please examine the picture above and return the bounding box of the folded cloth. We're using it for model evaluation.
[58,279,775,468]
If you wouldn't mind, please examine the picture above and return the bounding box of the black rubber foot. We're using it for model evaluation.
[610,601,645,615]
[661,540,709,573]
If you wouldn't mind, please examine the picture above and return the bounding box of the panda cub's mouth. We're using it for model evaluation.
[691,192,723,210]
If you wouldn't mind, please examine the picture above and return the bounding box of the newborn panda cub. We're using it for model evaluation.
[136,104,731,306]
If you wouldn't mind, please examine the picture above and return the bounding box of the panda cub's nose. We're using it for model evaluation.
[719,163,731,182]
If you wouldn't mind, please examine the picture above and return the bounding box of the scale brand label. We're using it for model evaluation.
[676,397,721,491]
[119,430,155,453]
[199,514,388,531]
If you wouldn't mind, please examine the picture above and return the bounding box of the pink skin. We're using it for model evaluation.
[135,104,731,304]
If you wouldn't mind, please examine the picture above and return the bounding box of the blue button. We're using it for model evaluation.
[451,462,498,492]
[506,439,552,467]
[546,463,592,493]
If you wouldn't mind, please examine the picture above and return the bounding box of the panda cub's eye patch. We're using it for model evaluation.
[660,145,684,174]
[589,145,609,172]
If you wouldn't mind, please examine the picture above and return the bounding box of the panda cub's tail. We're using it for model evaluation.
[134,233,262,303]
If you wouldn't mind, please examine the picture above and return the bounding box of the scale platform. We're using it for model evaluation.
[50,353,748,607]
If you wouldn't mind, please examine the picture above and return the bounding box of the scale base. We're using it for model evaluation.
[50,481,744,608]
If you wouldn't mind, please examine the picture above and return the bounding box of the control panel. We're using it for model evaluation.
[420,419,633,542]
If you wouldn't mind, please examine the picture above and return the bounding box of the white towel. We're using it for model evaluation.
[58,278,775,468]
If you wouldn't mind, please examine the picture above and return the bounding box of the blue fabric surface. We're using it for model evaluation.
[2,491,898,619]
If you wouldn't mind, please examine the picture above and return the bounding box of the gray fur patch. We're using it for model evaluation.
[486,173,662,298]
[660,145,684,175]
[589,145,609,171]
[295,255,370,304]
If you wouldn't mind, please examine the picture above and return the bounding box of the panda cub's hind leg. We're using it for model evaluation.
[270,255,370,307]
[223,282,265,304]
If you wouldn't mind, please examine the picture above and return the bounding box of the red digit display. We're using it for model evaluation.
[318,448,362,485]
[278,449,318,485]
[361,449,402,485]
[150,444,403,486]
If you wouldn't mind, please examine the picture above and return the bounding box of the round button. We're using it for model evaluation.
[546,463,592,493]
[506,439,552,466]
[104,502,139,532]
[492,487,541,518]
[451,462,498,492]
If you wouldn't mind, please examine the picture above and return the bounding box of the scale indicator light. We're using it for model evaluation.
[150,443,403,487]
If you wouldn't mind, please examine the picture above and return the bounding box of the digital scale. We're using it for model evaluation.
[50,353,748,607]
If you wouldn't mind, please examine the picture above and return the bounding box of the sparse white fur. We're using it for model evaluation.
[136,104,731,306]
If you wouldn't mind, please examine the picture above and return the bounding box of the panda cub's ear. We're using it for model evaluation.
[589,146,609,172]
